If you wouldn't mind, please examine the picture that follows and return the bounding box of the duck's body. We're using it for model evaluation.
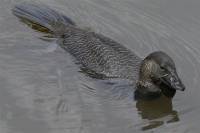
[12,3,185,100]
[13,2,141,81]
[60,26,141,81]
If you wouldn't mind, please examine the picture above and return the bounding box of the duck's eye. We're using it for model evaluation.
[160,66,168,73]
[160,66,165,70]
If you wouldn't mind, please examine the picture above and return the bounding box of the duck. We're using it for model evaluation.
[135,51,185,99]
[12,2,185,100]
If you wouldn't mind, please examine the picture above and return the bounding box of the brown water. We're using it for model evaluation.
[0,0,199,132]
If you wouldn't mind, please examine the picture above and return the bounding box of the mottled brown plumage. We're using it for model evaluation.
[12,2,185,100]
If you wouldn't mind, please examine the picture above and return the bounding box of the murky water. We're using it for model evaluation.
[0,0,199,132]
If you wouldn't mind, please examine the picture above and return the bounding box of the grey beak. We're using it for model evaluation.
[161,72,185,91]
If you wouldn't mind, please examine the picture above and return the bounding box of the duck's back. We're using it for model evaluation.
[12,2,141,82]
[60,27,141,80]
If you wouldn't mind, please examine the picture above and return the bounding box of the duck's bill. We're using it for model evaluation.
[161,72,185,91]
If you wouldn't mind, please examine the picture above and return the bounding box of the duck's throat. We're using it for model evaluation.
[160,83,176,98]
[135,81,162,100]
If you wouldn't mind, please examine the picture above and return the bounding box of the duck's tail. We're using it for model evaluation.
[12,2,75,36]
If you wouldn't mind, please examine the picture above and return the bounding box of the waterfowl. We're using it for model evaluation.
[135,51,185,99]
[12,2,185,100]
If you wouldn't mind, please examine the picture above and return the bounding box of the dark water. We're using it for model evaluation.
[0,0,199,132]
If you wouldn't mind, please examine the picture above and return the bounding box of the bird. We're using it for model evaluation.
[12,2,185,100]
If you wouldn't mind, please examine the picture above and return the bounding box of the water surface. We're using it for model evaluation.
[0,0,199,132]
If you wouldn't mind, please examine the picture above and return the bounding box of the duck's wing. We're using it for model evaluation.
[60,27,141,80]
[92,33,141,80]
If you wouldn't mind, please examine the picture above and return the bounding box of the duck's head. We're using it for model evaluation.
[136,51,185,99]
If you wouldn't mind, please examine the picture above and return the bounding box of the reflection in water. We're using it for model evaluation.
[81,74,180,131]
[136,95,179,130]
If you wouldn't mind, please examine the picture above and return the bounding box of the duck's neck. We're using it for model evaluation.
[135,80,162,100]
[159,83,176,98]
